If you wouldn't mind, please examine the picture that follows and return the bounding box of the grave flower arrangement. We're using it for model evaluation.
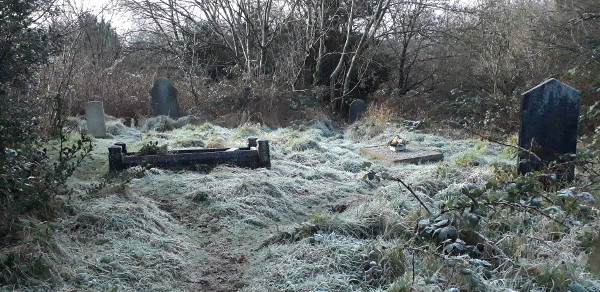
[388,135,408,152]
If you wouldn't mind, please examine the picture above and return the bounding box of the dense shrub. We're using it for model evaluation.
[1,2,93,288]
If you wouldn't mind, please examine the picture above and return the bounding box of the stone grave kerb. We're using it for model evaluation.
[518,78,581,178]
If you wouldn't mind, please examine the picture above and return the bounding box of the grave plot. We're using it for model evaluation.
[360,145,443,164]
[108,137,270,171]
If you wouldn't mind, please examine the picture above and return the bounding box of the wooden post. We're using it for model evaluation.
[248,137,258,148]
[257,139,271,168]
[108,145,125,171]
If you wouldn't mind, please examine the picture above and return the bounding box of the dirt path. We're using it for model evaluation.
[151,195,251,291]
[142,168,362,292]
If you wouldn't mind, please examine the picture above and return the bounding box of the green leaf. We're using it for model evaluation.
[425,278,446,284]
[423,227,436,234]
[468,259,491,267]
[467,214,480,225]
[446,199,455,209]
[487,193,501,202]
[543,206,563,213]
[435,226,457,240]
[471,188,484,197]
[433,219,449,228]
[529,198,542,207]
[485,179,499,190]
[418,219,431,226]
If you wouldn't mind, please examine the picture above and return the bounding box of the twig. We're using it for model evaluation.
[461,230,511,263]
[446,201,569,229]
[405,246,446,259]
[389,176,432,215]
[527,235,551,246]
[440,267,455,292]
[559,199,579,226]
[411,252,416,286]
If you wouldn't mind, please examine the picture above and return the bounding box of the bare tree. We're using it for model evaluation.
[326,0,391,111]
[384,0,445,94]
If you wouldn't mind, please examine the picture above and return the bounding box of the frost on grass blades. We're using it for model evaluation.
[2,118,599,291]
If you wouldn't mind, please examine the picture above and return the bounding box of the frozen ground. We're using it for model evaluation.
[7,117,598,292]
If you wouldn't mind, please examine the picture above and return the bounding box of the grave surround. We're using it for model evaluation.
[108,138,270,171]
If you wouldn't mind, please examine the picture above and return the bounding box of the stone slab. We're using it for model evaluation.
[84,101,107,138]
[348,99,367,123]
[518,78,580,180]
[150,77,180,119]
[360,145,443,164]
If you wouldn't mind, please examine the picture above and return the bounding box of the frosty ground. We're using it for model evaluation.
[11,117,599,292]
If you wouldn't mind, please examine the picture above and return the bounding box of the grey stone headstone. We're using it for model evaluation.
[348,99,367,123]
[518,78,580,180]
[84,101,107,137]
[150,78,180,119]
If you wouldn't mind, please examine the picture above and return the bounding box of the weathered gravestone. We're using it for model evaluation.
[84,101,107,137]
[518,78,581,181]
[150,78,180,119]
[348,99,367,123]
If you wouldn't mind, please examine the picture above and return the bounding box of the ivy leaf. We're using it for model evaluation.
[485,179,499,190]
[435,226,458,240]
[425,278,446,284]
[444,241,467,253]
[467,214,480,225]
[446,198,455,209]
[423,226,436,234]
[543,206,563,213]
[468,259,491,267]
[575,192,596,203]
[471,188,484,197]
[433,219,449,228]
[528,198,542,207]
[487,193,501,202]
[418,219,431,226]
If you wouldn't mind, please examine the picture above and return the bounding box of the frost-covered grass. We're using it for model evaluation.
[3,116,599,291]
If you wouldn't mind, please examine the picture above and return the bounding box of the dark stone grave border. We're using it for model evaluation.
[109,137,270,171]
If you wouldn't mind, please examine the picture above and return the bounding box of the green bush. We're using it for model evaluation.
[0,1,95,287]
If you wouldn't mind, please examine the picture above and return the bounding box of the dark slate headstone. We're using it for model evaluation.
[150,78,180,119]
[518,78,580,180]
[348,99,367,123]
[238,87,252,107]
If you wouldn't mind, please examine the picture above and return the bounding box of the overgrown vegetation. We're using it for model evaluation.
[6,0,595,136]
[1,0,93,287]
[2,0,600,290]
